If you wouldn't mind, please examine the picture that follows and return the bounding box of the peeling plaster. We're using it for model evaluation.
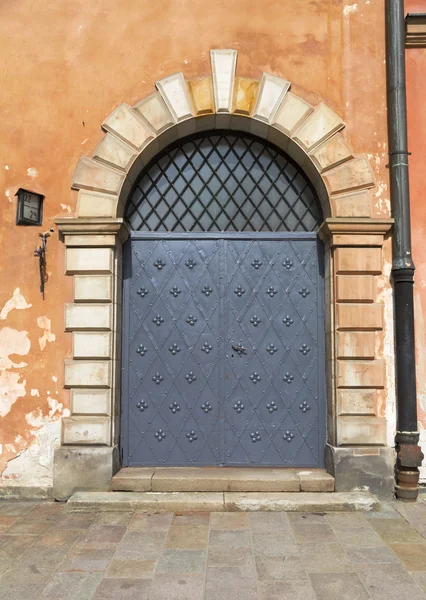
[27,167,38,178]
[0,288,32,320]
[37,316,56,351]
[31,389,39,397]
[2,420,60,488]
[376,257,397,448]
[343,4,358,17]
[5,188,13,203]
[419,421,426,482]
[1,397,69,489]
[0,327,30,417]
[0,371,27,418]
[0,328,30,370]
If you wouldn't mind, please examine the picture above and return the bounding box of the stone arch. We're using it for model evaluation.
[71,49,376,223]
[53,49,393,500]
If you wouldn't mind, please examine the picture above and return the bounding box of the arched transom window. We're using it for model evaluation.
[126,132,322,232]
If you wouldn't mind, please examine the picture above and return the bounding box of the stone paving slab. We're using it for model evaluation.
[0,499,426,599]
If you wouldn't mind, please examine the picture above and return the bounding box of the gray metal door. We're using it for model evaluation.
[121,232,325,468]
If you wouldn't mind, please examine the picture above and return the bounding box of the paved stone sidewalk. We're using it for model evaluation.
[1,499,426,599]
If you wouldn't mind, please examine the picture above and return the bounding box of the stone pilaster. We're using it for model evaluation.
[320,218,395,497]
[53,218,128,500]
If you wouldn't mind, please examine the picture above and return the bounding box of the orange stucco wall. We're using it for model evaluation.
[406,1,426,479]
[0,0,391,490]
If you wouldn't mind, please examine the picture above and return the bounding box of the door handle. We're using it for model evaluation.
[232,344,247,355]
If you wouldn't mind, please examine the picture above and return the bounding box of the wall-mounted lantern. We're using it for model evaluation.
[15,188,44,226]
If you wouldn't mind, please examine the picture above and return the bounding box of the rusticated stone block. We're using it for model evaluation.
[66,248,113,274]
[65,304,112,331]
[337,416,386,445]
[188,77,214,115]
[64,359,111,388]
[77,190,118,218]
[272,91,313,137]
[324,156,375,195]
[74,275,112,303]
[210,49,237,113]
[62,416,111,445]
[337,389,377,416]
[134,92,175,134]
[335,247,382,274]
[337,360,385,388]
[331,190,372,218]
[253,73,290,123]
[102,103,154,151]
[71,389,111,415]
[293,102,344,151]
[336,275,375,303]
[336,303,383,330]
[93,133,136,171]
[72,156,124,195]
[336,331,376,359]
[73,332,112,359]
[309,134,353,172]
[233,77,259,116]
[156,72,194,122]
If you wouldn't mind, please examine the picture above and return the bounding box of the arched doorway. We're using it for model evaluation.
[120,131,326,467]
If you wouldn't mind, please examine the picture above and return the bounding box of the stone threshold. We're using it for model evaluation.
[67,490,379,512]
[112,467,335,493]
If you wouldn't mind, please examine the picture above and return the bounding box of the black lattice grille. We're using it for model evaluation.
[126,133,322,232]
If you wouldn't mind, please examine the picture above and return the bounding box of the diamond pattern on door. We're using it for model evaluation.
[122,236,325,467]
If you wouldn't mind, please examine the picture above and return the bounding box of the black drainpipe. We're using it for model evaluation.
[386,0,423,501]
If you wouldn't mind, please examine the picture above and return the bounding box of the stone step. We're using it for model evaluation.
[112,467,335,493]
[67,490,380,513]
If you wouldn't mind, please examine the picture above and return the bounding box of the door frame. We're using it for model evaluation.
[52,48,395,500]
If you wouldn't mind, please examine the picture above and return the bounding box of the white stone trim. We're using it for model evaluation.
[66,248,114,274]
[102,103,155,151]
[77,190,118,219]
[65,303,112,331]
[134,92,175,134]
[72,332,112,359]
[71,389,111,415]
[293,102,345,152]
[93,133,137,172]
[253,73,291,123]
[74,275,113,303]
[62,416,110,445]
[64,359,111,388]
[72,156,124,195]
[155,72,194,122]
[210,49,237,113]
[69,52,378,220]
